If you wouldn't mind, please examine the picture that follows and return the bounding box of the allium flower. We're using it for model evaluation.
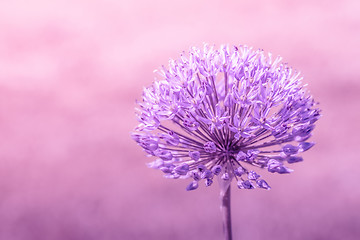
[132,44,320,192]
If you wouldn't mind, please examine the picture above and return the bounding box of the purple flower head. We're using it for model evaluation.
[132,44,320,191]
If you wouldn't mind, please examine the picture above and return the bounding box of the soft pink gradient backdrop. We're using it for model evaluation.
[1,0,359,239]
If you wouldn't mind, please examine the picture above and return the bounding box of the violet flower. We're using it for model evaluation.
[132,44,320,240]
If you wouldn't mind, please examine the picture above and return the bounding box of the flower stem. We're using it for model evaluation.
[220,183,232,240]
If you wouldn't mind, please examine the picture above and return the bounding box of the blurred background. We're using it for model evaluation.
[0,0,359,239]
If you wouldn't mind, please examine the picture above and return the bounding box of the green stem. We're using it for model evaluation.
[220,182,232,240]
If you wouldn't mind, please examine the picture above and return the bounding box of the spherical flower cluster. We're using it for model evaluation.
[132,44,320,191]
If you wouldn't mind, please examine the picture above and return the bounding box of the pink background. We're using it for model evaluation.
[1,0,359,239]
